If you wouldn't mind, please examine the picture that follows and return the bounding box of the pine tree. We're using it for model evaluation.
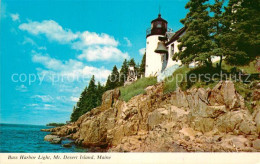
[209,0,226,69]
[176,0,213,66]
[110,65,120,88]
[87,75,97,96]
[128,58,139,79]
[105,65,120,90]
[223,0,260,65]
[83,75,97,114]
[139,52,146,77]
[119,59,129,85]
[70,86,87,122]
[70,76,102,122]
[96,81,104,105]
[105,75,112,90]
[135,63,140,78]
[70,106,79,122]
[128,58,136,67]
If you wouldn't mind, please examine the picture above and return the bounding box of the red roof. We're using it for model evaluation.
[151,14,168,24]
[166,27,186,46]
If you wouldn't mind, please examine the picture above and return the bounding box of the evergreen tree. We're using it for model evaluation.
[70,106,79,122]
[209,0,226,69]
[128,58,136,67]
[70,75,105,122]
[110,65,120,88]
[96,82,104,105]
[223,0,260,65]
[70,86,87,122]
[105,75,112,90]
[176,0,213,66]
[139,52,146,77]
[88,75,96,93]
[82,75,97,114]
[119,59,129,85]
[135,63,140,78]
[128,58,138,77]
[105,65,120,90]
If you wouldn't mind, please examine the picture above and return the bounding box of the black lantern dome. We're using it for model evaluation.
[146,14,168,37]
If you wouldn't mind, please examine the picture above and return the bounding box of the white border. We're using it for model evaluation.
[1,153,260,164]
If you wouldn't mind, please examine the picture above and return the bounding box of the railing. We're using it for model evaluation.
[146,28,152,36]
[146,28,173,37]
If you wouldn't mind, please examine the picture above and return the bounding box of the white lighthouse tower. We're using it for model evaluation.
[145,14,168,77]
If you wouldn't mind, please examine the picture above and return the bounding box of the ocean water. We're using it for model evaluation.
[0,123,87,153]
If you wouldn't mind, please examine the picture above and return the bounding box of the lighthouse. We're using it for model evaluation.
[145,14,168,77]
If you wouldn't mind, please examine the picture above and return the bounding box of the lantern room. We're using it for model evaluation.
[146,14,168,37]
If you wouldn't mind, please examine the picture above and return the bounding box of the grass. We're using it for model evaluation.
[163,66,191,93]
[215,60,258,74]
[163,59,258,113]
[163,59,258,93]
[163,64,224,93]
[234,82,252,98]
[234,81,260,113]
[191,81,219,89]
[118,59,258,112]
[119,77,157,102]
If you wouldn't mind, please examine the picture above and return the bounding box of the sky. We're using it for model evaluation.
[0,0,189,125]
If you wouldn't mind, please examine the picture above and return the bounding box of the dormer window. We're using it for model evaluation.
[171,44,174,57]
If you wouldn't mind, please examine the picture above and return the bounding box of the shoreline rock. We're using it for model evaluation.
[44,135,62,144]
[62,143,72,148]
[42,81,260,152]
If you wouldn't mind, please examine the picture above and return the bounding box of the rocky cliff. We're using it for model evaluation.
[42,81,260,152]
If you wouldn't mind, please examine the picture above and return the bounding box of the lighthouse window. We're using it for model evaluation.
[157,23,162,28]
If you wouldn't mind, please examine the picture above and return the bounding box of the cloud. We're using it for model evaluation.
[19,20,79,44]
[27,104,39,107]
[19,20,119,46]
[56,96,67,102]
[27,95,78,111]
[32,52,80,71]
[73,31,118,49]
[70,96,79,102]
[77,46,129,62]
[81,65,111,80]
[139,48,146,56]
[44,104,55,108]
[15,84,28,92]
[25,103,57,110]
[58,85,81,93]
[41,104,56,110]
[123,37,132,47]
[56,96,78,102]
[31,51,111,82]
[22,37,36,46]
[10,13,19,21]
[31,95,54,102]
[38,46,47,50]
[19,20,128,62]
[22,37,47,50]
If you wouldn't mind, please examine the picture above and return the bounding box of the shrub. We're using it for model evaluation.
[163,66,191,93]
